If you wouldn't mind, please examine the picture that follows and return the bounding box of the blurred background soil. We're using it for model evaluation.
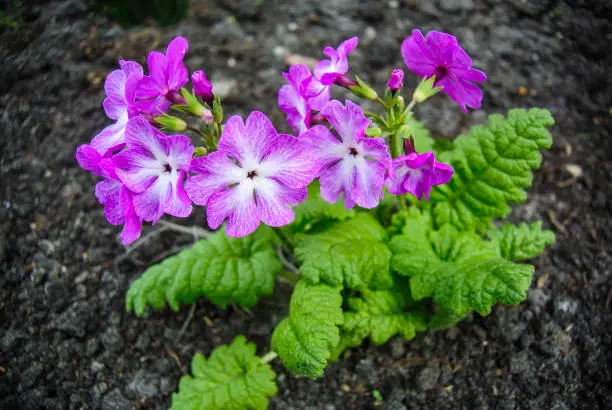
[1,0,611,408]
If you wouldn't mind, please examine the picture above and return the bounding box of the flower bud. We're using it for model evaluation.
[194,147,208,157]
[154,114,187,132]
[192,70,214,103]
[387,69,404,93]
[365,127,382,137]
[413,76,443,103]
[349,75,379,101]
[403,136,416,155]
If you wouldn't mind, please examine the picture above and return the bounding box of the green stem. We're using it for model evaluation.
[274,228,294,253]
[403,98,417,117]
[376,96,388,109]
[277,270,299,286]
[260,351,278,364]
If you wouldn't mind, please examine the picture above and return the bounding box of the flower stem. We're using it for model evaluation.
[274,228,294,253]
[277,269,299,286]
[260,351,278,364]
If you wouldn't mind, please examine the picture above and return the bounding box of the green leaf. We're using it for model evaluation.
[171,336,277,410]
[390,211,535,318]
[294,214,392,289]
[288,181,356,233]
[342,283,427,346]
[488,221,556,261]
[428,108,554,231]
[271,281,343,379]
[126,227,282,315]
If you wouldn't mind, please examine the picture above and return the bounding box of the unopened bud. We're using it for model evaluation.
[192,70,214,104]
[403,136,416,155]
[365,127,382,137]
[387,69,404,93]
[154,115,187,132]
[194,146,208,157]
[212,95,223,124]
[349,75,378,101]
[413,76,443,104]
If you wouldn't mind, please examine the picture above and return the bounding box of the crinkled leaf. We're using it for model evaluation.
[171,336,277,410]
[488,221,555,261]
[288,181,356,233]
[390,211,535,318]
[428,108,554,231]
[294,214,392,289]
[343,286,427,345]
[271,281,343,379]
[126,227,282,315]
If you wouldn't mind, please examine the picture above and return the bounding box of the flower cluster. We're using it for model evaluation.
[76,37,200,244]
[78,30,485,241]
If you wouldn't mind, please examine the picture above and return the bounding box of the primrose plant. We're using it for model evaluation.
[77,30,556,409]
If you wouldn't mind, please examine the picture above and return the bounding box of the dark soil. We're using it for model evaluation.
[1,0,611,409]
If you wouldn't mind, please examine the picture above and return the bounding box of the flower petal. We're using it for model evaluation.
[113,147,160,193]
[104,69,126,102]
[90,120,128,156]
[437,74,484,113]
[207,181,260,237]
[432,161,454,186]
[165,36,189,91]
[278,84,309,134]
[124,116,168,160]
[76,144,104,176]
[163,170,192,218]
[185,152,245,206]
[95,179,123,225]
[135,76,163,99]
[299,125,346,172]
[162,134,193,171]
[132,176,171,223]
[258,134,318,187]
[319,157,357,208]
[254,178,303,227]
[350,156,386,209]
[119,186,142,245]
[103,96,128,121]
[401,29,438,78]
[320,100,370,145]
[217,112,276,167]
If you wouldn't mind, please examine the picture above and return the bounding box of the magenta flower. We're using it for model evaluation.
[386,151,454,200]
[278,64,313,135]
[113,117,193,223]
[85,60,144,157]
[75,146,143,244]
[191,70,214,103]
[301,100,391,209]
[314,37,358,86]
[278,64,331,134]
[136,36,189,114]
[185,112,318,237]
[95,178,143,245]
[401,30,486,113]
[388,69,404,93]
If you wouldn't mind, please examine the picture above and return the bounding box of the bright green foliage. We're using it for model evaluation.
[390,210,534,319]
[289,182,355,233]
[271,281,343,379]
[429,109,554,231]
[336,278,427,356]
[488,221,556,261]
[126,227,282,316]
[293,214,392,289]
[171,336,277,410]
